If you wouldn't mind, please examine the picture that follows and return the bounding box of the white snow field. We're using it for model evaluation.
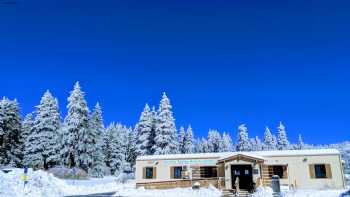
[0,168,347,197]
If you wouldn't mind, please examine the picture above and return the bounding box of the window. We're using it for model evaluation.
[268,165,288,179]
[200,166,217,178]
[315,164,327,178]
[145,167,154,179]
[309,164,332,179]
[173,166,183,179]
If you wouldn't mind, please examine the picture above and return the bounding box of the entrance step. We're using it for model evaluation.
[222,190,252,197]
[236,190,251,197]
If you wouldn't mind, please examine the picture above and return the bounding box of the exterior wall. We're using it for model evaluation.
[263,154,344,189]
[136,153,344,190]
[136,157,219,184]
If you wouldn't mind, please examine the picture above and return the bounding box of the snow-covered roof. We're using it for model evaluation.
[136,149,340,161]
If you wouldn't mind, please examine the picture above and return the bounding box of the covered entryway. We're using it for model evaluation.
[217,153,265,192]
[231,165,253,190]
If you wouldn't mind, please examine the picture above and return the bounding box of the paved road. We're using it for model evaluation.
[65,192,118,197]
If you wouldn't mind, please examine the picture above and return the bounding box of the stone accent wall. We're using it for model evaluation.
[136,178,219,189]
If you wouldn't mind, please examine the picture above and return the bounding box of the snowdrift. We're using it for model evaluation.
[0,168,67,197]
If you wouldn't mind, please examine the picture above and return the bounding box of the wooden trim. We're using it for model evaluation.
[309,164,315,179]
[325,164,332,178]
[142,167,146,179]
[153,167,157,179]
[170,166,174,179]
[218,154,264,163]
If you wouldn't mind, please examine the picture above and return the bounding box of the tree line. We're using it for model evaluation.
[0,82,309,178]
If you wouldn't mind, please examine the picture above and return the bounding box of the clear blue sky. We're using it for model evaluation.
[0,0,349,144]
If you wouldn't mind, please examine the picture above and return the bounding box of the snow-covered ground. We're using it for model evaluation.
[113,185,221,197]
[0,169,347,197]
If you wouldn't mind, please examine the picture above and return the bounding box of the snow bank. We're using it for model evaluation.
[0,168,136,197]
[0,168,67,197]
[63,176,133,195]
[250,186,345,197]
[113,185,222,197]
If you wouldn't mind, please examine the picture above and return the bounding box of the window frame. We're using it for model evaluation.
[173,166,183,179]
[268,165,288,179]
[200,166,218,178]
[145,167,154,179]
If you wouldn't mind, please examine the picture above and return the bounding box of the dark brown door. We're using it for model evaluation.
[231,165,253,190]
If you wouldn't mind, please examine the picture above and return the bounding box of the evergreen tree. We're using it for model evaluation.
[198,138,209,153]
[207,129,222,152]
[272,135,277,149]
[178,126,186,153]
[221,132,234,152]
[104,123,127,176]
[252,136,263,151]
[0,98,22,166]
[277,122,289,150]
[236,124,251,151]
[135,104,154,156]
[297,134,304,150]
[263,127,275,150]
[21,113,34,165]
[61,82,90,170]
[89,103,105,177]
[125,127,137,169]
[184,125,194,153]
[26,91,61,169]
[153,93,178,154]
[193,138,201,153]
[149,106,157,154]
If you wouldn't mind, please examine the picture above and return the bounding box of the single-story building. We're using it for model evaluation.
[135,149,345,192]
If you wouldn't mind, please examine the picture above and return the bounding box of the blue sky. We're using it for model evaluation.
[0,0,349,144]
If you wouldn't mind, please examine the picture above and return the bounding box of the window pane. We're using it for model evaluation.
[146,167,153,179]
[174,167,182,179]
[273,166,284,178]
[315,164,327,178]
[200,166,217,178]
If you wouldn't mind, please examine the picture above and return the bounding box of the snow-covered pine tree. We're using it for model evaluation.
[263,127,275,150]
[149,106,157,154]
[297,134,304,150]
[89,103,106,177]
[125,127,137,169]
[221,132,234,152]
[21,113,34,165]
[153,93,178,154]
[0,98,22,167]
[272,135,277,149]
[178,126,186,153]
[198,138,210,153]
[277,122,289,150]
[252,136,263,151]
[184,125,194,153]
[207,129,222,153]
[26,91,61,169]
[61,82,90,170]
[236,124,251,151]
[135,104,154,156]
[104,123,127,176]
[192,138,201,153]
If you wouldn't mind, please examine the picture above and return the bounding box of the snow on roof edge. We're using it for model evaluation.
[136,149,340,161]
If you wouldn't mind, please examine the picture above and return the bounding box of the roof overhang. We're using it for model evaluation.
[217,153,265,164]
